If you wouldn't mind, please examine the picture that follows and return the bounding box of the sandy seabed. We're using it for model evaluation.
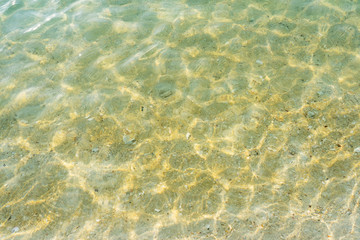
[1,0,360,239]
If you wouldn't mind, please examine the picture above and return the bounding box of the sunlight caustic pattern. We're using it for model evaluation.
[0,0,360,239]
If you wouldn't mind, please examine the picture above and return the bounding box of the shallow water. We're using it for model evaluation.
[1,0,360,239]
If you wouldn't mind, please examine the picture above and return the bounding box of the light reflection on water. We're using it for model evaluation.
[1,0,360,239]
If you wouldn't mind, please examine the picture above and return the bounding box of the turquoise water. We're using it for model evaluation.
[1,0,360,239]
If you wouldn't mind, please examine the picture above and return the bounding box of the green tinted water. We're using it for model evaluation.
[1,0,360,239]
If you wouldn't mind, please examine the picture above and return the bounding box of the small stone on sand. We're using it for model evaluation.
[123,135,135,145]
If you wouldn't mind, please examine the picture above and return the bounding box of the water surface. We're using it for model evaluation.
[1,0,360,239]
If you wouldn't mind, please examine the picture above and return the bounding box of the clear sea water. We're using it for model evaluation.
[1,0,360,239]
